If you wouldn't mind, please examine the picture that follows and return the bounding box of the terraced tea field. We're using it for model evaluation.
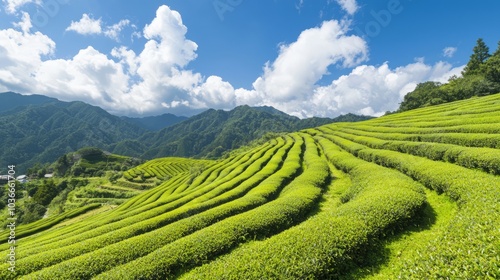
[2,94,499,279]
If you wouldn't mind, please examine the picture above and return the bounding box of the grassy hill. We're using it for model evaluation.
[0,94,498,279]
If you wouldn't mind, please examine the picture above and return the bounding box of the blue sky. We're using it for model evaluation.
[1,0,499,117]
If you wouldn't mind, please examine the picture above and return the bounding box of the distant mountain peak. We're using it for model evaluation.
[251,105,293,117]
[122,113,188,131]
[0,92,59,113]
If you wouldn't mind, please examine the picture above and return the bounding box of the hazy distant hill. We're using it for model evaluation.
[0,92,372,172]
[0,91,57,113]
[113,105,372,159]
[0,95,147,172]
[121,114,188,131]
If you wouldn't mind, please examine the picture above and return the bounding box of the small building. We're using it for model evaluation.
[0,175,9,183]
[44,173,54,178]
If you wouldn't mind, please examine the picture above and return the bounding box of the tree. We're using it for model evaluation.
[398,81,445,112]
[445,74,499,99]
[77,147,104,160]
[463,38,491,76]
[33,180,58,206]
[54,154,71,176]
[396,38,500,113]
[494,41,500,57]
[20,201,46,224]
[483,41,500,84]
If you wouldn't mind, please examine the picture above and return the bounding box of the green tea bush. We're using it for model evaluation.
[321,130,500,278]
[17,137,304,279]
[333,129,500,174]
[0,203,100,243]
[89,134,328,279]
[181,137,425,279]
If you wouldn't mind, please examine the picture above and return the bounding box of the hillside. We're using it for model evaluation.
[115,105,372,159]
[0,97,148,173]
[0,92,57,113]
[1,93,498,279]
[121,114,188,131]
[0,92,371,172]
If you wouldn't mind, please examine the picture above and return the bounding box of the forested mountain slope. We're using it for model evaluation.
[0,100,147,173]
[0,92,370,172]
[117,105,372,159]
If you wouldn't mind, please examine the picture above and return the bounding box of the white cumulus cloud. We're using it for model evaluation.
[12,11,32,33]
[251,20,367,103]
[38,5,231,116]
[235,19,368,117]
[443,46,457,58]
[307,61,463,117]
[192,76,236,109]
[35,46,131,107]
[66,14,131,41]
[335,0,358,15]
[0,4,466,118]
[104,19,131,41]
[2,0,41,14]
[66,14,102,35]
[0,14,55,93]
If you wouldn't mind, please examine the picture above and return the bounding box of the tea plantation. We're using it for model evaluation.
[1,94,499,279]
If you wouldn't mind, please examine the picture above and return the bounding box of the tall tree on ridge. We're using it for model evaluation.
[463,38,490,76]
[493,41,500,57]
[483,41,500,84]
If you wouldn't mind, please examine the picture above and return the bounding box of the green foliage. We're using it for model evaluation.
[483,41,500,83]
[26,162,51,179]
[399,38,500,113]
[182,137,425,280]
[0,175,125,228]
[51,147,143,177]
[117,105,369,160]
[19,201,46,224]
[54,154,70,176]
[0,138,294,278]
[445,73,500,98]
[0,94,370,172]
[327,128,500,174]
[32,180,58,206]
[92,134,328,280]
[398,81,447,111]
[0,203,101,243]
[77,147,104,159]
[463,38,491,76]
[0,94,498,279]
[121,113,188,131]
[0,97,148,173]
[0,91,56,113]
[123,157,211,188]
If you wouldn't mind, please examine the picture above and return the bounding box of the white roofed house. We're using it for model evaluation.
[0,175,9,183]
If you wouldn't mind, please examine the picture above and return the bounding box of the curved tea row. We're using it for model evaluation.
[1,93,498,279]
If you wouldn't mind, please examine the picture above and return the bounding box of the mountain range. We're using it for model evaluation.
[0,92,372,173]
